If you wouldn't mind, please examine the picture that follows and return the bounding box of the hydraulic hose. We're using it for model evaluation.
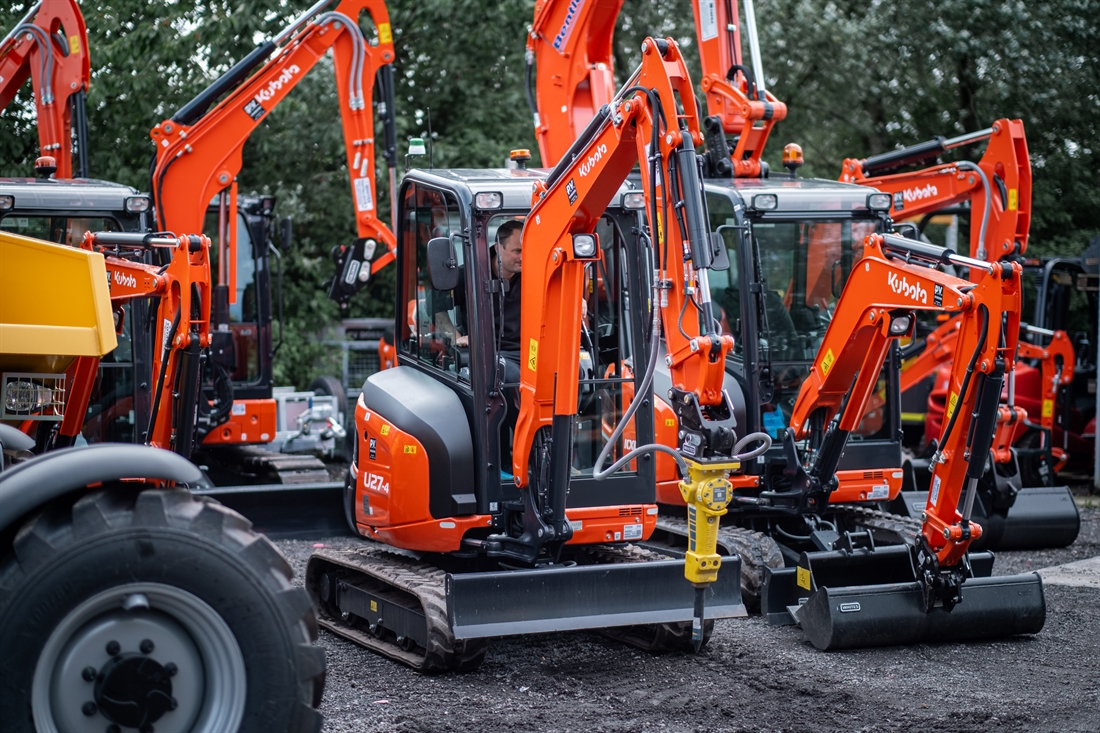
[11,24,54,104]
[932,304,989,463]
[955,161,991,261]
[317,11,366,109]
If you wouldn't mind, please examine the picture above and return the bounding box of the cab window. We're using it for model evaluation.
[1,215,119,244]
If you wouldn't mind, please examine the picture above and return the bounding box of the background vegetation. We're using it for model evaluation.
[3,0,1097,387]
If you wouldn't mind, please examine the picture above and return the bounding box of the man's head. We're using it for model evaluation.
[496,219,524,279]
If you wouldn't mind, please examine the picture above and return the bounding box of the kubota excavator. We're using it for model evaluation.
[0,0,91,178]
[841,120,1080,549]
[148,0,398,481]
[306,36,769,671]
[761,231,1046,649]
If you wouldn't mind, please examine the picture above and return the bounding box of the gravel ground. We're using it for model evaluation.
[276,501,1100,733]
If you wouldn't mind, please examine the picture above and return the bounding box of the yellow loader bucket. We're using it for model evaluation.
[0,230,117,373]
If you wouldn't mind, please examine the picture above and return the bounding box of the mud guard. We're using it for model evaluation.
[448,557,745,639]
[792,573,1045,650]
[891,486,1080,550]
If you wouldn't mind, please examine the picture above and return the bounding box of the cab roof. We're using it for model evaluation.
[0,177,145,212]
[404,168,639,211]
[705,175,883,214]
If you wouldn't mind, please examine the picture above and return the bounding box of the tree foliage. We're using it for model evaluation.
[3,0,1096,385]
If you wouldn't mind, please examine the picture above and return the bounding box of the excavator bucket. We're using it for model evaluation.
[762,546,1045,650]
[891,486,1080,550]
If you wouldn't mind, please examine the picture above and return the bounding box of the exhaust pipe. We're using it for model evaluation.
[793,573,1045,650]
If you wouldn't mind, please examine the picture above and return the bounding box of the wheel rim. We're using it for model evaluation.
[32,582,246,733]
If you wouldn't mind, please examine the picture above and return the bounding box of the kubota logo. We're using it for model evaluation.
[579,143,607,177]
[902,183,938,203]
[113,270,137,288]
[255,64,301,103]
[888,272,927,304]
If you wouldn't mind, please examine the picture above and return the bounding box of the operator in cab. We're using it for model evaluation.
[457,218,524,384]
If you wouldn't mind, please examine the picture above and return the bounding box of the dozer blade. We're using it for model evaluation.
[792,573,1046,650]
[892,486,1080,550]
[448,556,745,640]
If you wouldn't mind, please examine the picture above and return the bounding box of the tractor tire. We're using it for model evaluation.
[0,487,325,733]
[1015,431,1052,488]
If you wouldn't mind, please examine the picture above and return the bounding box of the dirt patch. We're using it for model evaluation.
[277,504,1100,733]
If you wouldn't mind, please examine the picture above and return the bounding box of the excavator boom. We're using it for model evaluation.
[150,0,397,310]
[0,0,91,178]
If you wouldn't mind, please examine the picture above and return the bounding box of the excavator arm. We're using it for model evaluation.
[149,0,396,310]
[525,0,624,167]
[840,119,1031,263]
[789,233,1022,574]
[0,0,91,178]
[691,0,786,178]
[507,38,770,646]
[78,231,213,457]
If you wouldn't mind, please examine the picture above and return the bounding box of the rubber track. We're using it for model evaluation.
[307,545,487,674]
[653,516,783,612]
[581,543,715,652]
[830,504,923,546]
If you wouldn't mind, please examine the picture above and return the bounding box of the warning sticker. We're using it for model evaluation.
[624,523,643,540]
[380,424,390,436]
[69,35,81,54]
[232,402,246,416]
[869,483,890,500]
[930,475,942,508]
[796,566,811,591]
[698,0,719,40]
[946,390,959,421]
[403,444,417,454]
[1008,188,1018,211]
[820,348,836,378]
[1042,399,1054,418]
[528,338,538,371]
[354,177,374,212]
[378,22,393,44]
[665,418,676,427]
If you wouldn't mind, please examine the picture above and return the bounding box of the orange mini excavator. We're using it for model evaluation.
[306,37,767,671]
[762,232,1046,649]
[840,121,1080,549]
[0,0,91,178]
[148,0,397,474]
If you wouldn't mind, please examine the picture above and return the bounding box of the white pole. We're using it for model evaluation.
[742,0,766,96]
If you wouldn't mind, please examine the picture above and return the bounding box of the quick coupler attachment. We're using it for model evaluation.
[792,572,1045,650]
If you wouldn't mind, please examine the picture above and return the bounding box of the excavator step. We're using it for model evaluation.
[306,541,744,672]
[891,486,1080,550]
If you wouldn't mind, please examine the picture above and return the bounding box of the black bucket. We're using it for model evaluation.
[793,572,1046,650]
[890,486,1080,550]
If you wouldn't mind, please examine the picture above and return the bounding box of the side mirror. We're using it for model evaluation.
[709,231,730,271]
[426,236,460,291]
[280,217,293,251]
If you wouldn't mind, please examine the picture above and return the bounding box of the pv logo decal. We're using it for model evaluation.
[566,178,578,205]
[888,272,928,304]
